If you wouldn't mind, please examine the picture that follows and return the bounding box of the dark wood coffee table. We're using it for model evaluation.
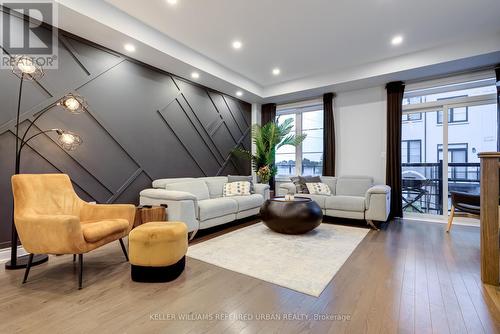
[260,197,323,234]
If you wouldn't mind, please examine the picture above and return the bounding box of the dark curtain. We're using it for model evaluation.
[261,103,276,125]
[496,66,500,151]
[322,93,336,176]
[261,103,277,190]
[386,81,405,219]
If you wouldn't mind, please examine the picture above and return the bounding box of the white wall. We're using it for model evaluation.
[335,86,387,184]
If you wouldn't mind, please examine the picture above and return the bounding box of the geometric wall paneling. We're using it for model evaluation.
[113,171,153,205]
[15,121,114,204]
[76,60,201,179]
[61,36,122,77]
[0,7,251,246]
[223,96,251,134]
[208,92,244,141]
[158,98,221,176]
[0,69,51,126]
[33,106,141,193]
[172,79,224,135]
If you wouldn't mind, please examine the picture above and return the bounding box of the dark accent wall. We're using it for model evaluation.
[0,9,251,247]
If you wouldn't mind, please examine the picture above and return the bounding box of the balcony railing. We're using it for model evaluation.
[402,161,480,215]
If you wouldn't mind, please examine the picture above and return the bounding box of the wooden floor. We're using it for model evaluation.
[1,219,500,333]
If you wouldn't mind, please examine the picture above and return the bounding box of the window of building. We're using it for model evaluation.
[275,100,323,177]
[402,112,422,122]
[402,140,421,163]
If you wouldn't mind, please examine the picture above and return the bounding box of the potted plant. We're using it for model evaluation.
[233,118,306,184]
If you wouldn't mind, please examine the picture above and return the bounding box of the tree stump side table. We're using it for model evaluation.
[134,205,168,229]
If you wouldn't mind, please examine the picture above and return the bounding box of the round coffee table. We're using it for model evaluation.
[260,197,323,234]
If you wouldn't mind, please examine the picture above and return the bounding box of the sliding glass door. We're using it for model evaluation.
[401,75,497,219]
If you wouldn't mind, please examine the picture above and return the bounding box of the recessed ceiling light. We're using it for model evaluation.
[236,91,243,97]
[391,35,403,46]
[167,0,178,5]
[124,43,136,52]
[272,68,281,76]
[232,40,243,50]
[191,72,200,79]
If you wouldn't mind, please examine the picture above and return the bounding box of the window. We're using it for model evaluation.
[437,143,468,162]
[401,140,421,163]
[402,112,422,122]
[275,101,323,177]
[437,107,468,124]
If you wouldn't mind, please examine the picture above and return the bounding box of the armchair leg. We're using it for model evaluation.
[446,205,455,233]
[188,229,198,241]
[73,254,76,262]
[78,254,83,290]
[22,253,34,284]
[119,238,129,262]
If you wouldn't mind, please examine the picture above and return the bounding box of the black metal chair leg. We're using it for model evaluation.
[78,254,83,290]
[73,254,76,262]
[22,253,34,284]
[119,238,129,262]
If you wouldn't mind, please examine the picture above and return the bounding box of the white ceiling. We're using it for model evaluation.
[104,0,500,85]
[54,0,500,102]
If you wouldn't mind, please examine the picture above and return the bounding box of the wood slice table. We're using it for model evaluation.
[134,205,168,228]
[260,197,323,234]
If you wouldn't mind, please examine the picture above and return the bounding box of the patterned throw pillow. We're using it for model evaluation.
[228,175,255,193]
[223,181,251,197]
[306,182,331,195]
[291,176,322,194]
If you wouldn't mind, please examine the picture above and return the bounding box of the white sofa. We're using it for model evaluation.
[140,177,270,238]
[278,176,391,229]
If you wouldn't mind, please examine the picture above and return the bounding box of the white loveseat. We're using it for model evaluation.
[140,177,270,238]
[278,176,391,229]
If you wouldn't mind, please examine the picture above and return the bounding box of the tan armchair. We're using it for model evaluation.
[12,174,136,289]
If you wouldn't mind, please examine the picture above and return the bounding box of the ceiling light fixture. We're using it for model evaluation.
[391,35,403,46]
[272,68,281,76]
[167,0,178,5]
[232,40,243,50]
[124,43,136,52]
[191,72,200,79]
[236,91,243,97]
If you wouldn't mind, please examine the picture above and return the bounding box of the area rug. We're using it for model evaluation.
[187,223,369,297]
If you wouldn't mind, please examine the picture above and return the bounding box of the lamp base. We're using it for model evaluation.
[5,254,48,270]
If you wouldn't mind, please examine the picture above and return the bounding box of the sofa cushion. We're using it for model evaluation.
[336,177,373,197]
[325,195,366,212]
[152,178,195,189]
[230,194,264,211]
[198,177,228,198]
[296,194,328,209]
[165,180,210,201]
[198,198,238,221]
[320,176,337,195]
[81,219,129,243]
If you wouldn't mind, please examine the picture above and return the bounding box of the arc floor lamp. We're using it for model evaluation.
[6,55,85,270]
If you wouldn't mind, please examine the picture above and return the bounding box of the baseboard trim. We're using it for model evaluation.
[0,246,27,264]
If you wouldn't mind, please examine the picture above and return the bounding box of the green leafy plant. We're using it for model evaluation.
[233,118,306,182]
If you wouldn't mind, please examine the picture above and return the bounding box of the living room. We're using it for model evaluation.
[1,0,500,333]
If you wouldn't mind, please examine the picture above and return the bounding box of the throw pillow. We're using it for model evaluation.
[297,176,321,193]
[290,176,303,193]
[223,181,251,197]
[228,175,255,193]
[306,182,332,195]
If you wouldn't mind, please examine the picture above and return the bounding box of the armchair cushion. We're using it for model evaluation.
[81,219,129,243]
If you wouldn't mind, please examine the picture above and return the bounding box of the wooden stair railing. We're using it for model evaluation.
[478,152,500,286]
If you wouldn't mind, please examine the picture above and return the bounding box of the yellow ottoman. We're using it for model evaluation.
[129,222,188,282]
